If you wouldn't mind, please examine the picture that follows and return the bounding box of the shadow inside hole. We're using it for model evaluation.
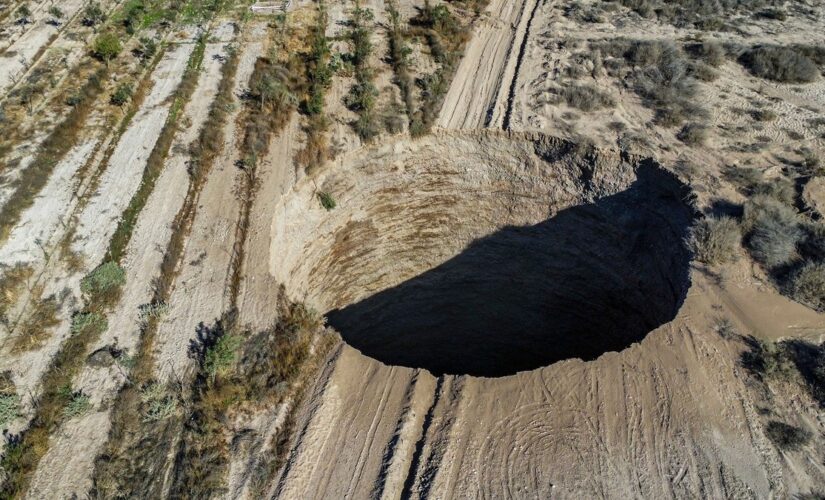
[327,164,695,377]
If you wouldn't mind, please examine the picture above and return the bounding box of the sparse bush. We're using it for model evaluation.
[80,262,126,297]
[562,84,615,111]
[724,165,762,192]
[0,393,20,427]
[677,122,708,145]
[48,6,64,19]
[70,311,108,336]
[110,82,134,106]
[765,420,811,451]
[741,338,796,379]
[689,61,717,82]
[63,391,91,419]
[687,216,740,265]
[786,262,825,312]
[318,191,336,211]
[137,301,169,325]
[602,39,705,127]
[752,177,795,206]
[715,317,737,339]
[93,33,123,65]
[740,46,819,83]
[140,383,177,422]
[743,196,803,269]
[757,8,786,21]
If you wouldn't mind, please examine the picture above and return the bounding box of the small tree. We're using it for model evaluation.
[93,33,122,65]
[16,3,31,20]
[83,2,106,27]
[110,82,134,106]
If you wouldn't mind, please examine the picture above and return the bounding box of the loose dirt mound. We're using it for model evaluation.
[271,130,695,376]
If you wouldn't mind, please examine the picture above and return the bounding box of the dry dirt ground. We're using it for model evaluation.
[1,0,825,498]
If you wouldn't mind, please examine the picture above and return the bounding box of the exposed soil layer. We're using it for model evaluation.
[271,131,695,376]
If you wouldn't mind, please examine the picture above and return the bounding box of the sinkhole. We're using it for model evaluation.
[271,132,695,377]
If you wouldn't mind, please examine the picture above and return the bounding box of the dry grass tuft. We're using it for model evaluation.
[687,216,740,265]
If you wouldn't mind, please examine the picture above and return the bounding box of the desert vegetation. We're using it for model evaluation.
[295,3,333,173]
[739,45,824,83]
[594,38,706,127]
[343,3,380,142]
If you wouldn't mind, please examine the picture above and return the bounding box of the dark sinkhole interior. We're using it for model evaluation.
[326,165,695,377]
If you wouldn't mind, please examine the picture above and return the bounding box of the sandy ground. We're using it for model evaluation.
[25,28,237,498]
[0,140,96,268]
[270,272,825,498]
[437,0,536,129]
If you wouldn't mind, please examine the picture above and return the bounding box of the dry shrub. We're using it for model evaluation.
[598,39,705,127]
[765,420,811,451]
[562,84,615,111]
[11,293,60,353]
[786,262,825,312]
[752,108,777,122]
[687,216,740,265]
[743,195,803,269]
[296,114,330,174]
[685,40,726,67]
[677,122,708,145]
[0,264,34,322]
[740,46,819,83]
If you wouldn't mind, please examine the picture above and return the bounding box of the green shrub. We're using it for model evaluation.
[687,216,740,265]
[137,301,169,325]
[318,191,336,211]
[80,262,126,297]
[110,82,134,106]
[786,262,825,312]
[63,391,91,419]
[765,420,811,451]
[16,4,31,19]
[70,312,108,336]
[93,33,123,64]
[48,6,64,18]
[134,37,157,64]
[740,46,819,83]
[204,334,241,382]
[0,393,20,427]
[140,383,177,422]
